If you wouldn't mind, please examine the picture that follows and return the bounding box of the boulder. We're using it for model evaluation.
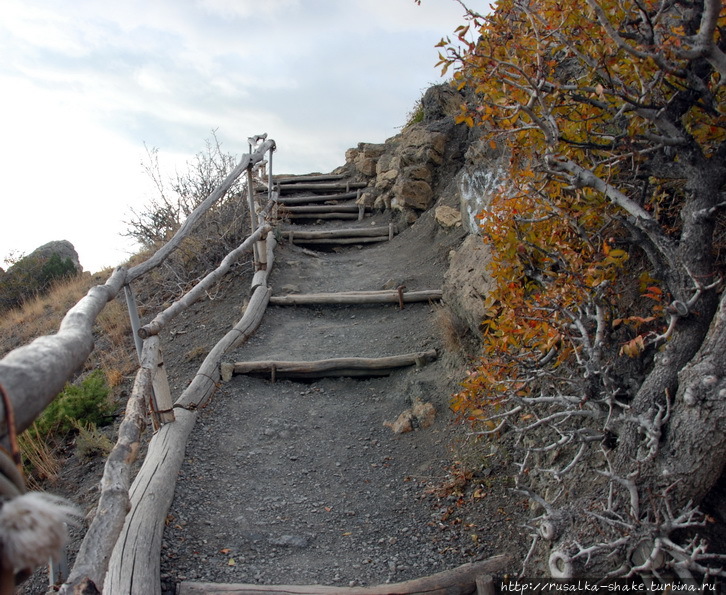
[421,84,464,122]
[435,205,462,229]
[442,235,495,337]
[391,179,433,211]
[348,143,386,178]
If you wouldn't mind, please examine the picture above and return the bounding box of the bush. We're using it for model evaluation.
[31,369,114,438]
[0,252,79,312]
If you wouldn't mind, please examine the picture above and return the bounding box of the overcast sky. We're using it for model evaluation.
[0,0,469,273]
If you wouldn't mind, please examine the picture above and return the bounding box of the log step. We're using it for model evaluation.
[177,555,509,594]
[221,349,438,381]
[274,173,347,184]
[284,223,395,246]
[284,204,362,214]
[277,191,360,204]
[288,212,361,221]
[278,182,367,194]
[270,289,442,306]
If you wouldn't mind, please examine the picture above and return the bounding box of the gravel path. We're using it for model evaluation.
[154,189,529,592]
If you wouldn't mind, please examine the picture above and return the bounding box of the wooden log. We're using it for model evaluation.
[224,350,438,380]
[270,290,442,306]
[128,139,275,283]
[177,555,509,595]
[274,173,346,184]
[138,225,270,339]
[277,191,359,205]
[288,213,359,220]
[174,284,272,410]
[59,355,151,593]
[284,205,361,214]
[0,266,127,439]
[283,227,390,240]
[278,182,366,194]
[105,408,198,595]
[476,575,496,595]
[290,237,389,246]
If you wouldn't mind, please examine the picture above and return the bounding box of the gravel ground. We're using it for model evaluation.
[157,205,530,592]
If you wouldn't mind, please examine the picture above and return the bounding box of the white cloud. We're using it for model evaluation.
[0,0,468,272]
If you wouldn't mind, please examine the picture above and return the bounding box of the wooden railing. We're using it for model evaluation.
[0,135,277,594]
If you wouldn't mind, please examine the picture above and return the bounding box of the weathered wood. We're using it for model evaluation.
[288,212,360,220]
[105,408,198,595]
[0,266,128,440]
[149,340,175,427]
[59,352,151,594]
[289,236,390,246]
[284,227,390,240]
[127,138,275,283]
[270,289,442,306]
[138,225,270,339]
[476,575,496,595]
[277,191,359,205]
[224,350,438,380]
[275,173,346,184]
[177,555,509,595]
[284,204,362,214]
[278,182,366,194]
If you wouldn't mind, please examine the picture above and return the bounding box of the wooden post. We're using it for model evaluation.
[124,284,144,362]
[267,149,273,202]
[389,222,395,240]
[49,546,69,588]
[149,339,175,426]
[247,168,260,265]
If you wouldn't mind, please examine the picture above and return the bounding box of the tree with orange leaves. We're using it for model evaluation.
[438,0,726,580]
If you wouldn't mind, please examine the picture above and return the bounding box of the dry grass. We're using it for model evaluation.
[17,430,61,489]
[434,303,470,356]
[0,273,100,358]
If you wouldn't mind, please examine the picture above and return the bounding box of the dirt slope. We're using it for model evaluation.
[156,199,530,592]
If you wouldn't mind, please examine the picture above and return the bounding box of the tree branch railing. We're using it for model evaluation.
[0,134,277,593]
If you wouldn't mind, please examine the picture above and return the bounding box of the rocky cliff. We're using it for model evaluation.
[338,84,506,342]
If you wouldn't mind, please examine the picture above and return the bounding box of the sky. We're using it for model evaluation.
[0,0,470,273]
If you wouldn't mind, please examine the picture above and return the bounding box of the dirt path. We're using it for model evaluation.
[155,178,529,592]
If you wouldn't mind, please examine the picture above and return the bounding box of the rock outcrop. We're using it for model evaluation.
[342,85,473,223]
[0,240,82,311]
[338,83,510,344]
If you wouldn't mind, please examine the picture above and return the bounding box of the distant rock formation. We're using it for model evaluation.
[25,240,83,272]
[0,240,82,311]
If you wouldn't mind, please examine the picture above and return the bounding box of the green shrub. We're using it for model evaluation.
[39,253,78,290]
[32,370,114,438]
